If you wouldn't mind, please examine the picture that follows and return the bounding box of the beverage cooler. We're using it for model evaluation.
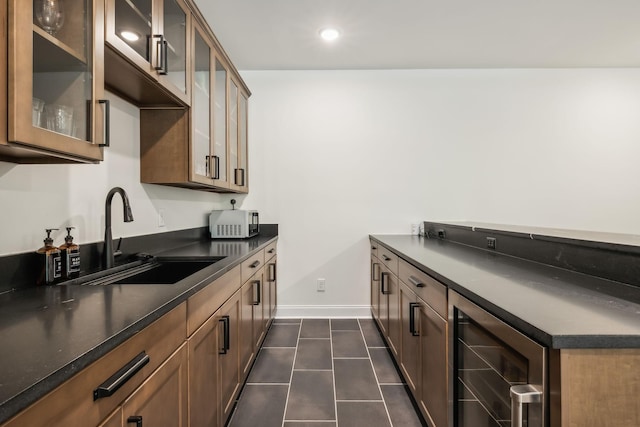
[449,291,547,427]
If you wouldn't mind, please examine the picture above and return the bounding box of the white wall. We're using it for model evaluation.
[240,69,640,317]
[0,92,233,256]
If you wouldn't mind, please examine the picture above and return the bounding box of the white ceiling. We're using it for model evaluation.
[194,0,640,70]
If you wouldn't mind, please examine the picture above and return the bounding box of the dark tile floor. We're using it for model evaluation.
[227,318,425,427]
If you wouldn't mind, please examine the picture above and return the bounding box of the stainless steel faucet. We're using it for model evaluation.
[103,187,134,269]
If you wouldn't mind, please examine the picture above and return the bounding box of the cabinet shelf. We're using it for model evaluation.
[33,25,87,69]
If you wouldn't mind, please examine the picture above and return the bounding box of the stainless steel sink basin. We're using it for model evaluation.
[74,256,225,286]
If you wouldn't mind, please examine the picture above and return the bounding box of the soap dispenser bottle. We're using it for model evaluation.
[59,227,80,279]
[37,228,62,285]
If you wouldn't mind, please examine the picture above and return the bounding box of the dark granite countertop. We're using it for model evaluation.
[0,231,277,424]
[370,234,640,349]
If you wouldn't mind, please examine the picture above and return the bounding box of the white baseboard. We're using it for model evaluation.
[275,305,371,318]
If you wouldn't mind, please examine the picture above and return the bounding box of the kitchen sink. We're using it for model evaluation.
[74,256,225,286]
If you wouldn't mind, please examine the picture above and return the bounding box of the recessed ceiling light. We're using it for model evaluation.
[319,28,340,42]
[120,30,140,42]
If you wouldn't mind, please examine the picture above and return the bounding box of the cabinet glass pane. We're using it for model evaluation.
[114,0,152,60]
[214,60,227,182]
[229,80,238,182]
[239,93,248,179]
[32,0,93,141]
[192,29,210,178]
[163,0,187,94]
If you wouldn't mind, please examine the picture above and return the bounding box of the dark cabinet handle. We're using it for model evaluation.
[408,276,425,288]
[371,245,377,250]
[98,99,110,147]
[127,416,143,427]
[372,263,380,282]
[268,248,275,254]
[253,280,261,305]
[409,302,420,336]
[382,255,391,261]
[160,40,169,75]
[268,263,277,282]
[219,316,230,354]
[249,260,260,268]
[152,34,164,71]
[213,155,220,179]
[94,352,150,400]
[381,272,390,295]
[235,168,245,186]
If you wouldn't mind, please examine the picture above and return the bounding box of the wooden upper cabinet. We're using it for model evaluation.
[229,79,249,193]
[105,0,191,106]
[0,0,106,163]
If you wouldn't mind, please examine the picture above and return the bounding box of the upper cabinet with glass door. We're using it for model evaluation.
[229,78,249,193]
[105,0,190,106]
[0,0,106,163]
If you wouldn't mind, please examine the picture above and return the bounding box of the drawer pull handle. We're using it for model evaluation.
[249,260,260,268]
[93,352,150,400]
[98,99,110,147]
[253,280,261,305]
[268,248,275,254]
[382,255,391,261]
[219,315,230,354]
[381,272,391,295]
[371,245,377,250]
[408,276,425,288]
[510,384,542,427]
[127,416,143,427]
[268,263,277,282]
[409,302,420,336]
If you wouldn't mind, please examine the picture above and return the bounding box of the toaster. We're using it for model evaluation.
[209,210,259,239]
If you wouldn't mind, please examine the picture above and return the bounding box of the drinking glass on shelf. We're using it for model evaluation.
[32,98,45,127]
[35,0,65,36]
[45,104,74,136]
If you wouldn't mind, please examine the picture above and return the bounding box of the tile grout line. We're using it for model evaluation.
[330,319,339,427]
[358,318,395,427]
[280,321,302,427]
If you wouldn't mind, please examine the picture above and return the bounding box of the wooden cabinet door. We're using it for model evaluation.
[98,409,122,427]
[419,299,448,427]
[228,79,249,193]
[252,271,266,349]
[371,257,380,321]
[379,265,390,336]
[218,290,241,423]
[240,279,256,377]
[122,344,188,427]
[399,283,420,394]
[267,257,278,321]
[188,314,220,427]
[387,270,401,358]
[4,0,105,163]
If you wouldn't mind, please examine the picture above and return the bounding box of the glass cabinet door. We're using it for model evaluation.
[112,0,153,61]
[238,91,248,190]
[213,58,228,187]
[6,0,104,162]
[160,0,188,97]
[229,79,239,186]
[191,22,211,184]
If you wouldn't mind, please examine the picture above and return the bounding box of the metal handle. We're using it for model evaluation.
[371,245,377,250]
[253,280,261,305]
[94,352,149,400]
[98,99,110,147]
[235,168,245,186]
[372,263,380,282]
[160,40,169,75]
[212,155,220,179]
[152,34,164,71]
[268,263,276,282]
[381,272,390,295]
[219,316,230,354]
[409,302,420,336]
[382,255,391,261]
[510,384,542,427]
[268,248,275,254]
[127,416,143,427]
[408,275,425,288]
[249,260,260,269]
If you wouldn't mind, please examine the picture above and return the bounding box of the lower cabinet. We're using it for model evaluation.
[217,290,242,424]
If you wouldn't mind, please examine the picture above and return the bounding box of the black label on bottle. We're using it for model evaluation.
[68,251,81,273]
[52,253,62,279]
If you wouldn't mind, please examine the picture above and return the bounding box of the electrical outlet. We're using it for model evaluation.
[158,209,166,227]
[317,278,326,292]
[486,237,496,250]
[437,229,446,239]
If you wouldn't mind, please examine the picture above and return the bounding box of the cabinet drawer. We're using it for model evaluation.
[2,303,187,427]
[241,250,265,283]
[378,246,398,276]
[265,241,277,261]
[399,259,447,319]
[370,240,379,259]
[187,265,241,336]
